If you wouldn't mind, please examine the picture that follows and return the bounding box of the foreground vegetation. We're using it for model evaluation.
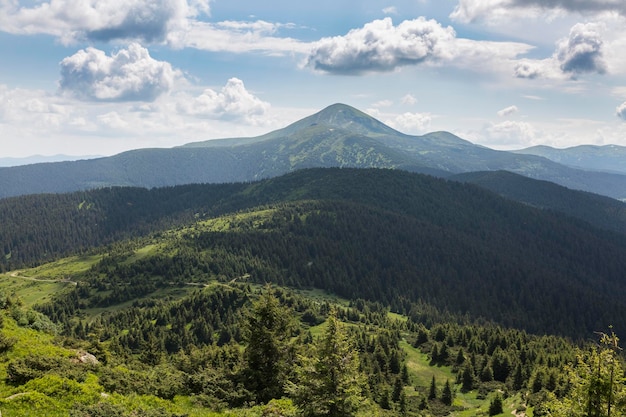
[0,279,622,416]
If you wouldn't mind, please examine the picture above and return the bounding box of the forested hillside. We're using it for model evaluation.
[453,170,626,235]
[1,168,625,415]
[3,169,626,338]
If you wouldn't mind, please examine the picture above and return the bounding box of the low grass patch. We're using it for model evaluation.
[0,275,69,308]
[26,254,102,278]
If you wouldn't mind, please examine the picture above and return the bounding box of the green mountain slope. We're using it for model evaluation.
[2,103,626,199]
[3,168,626,338]
[452,170,626,235]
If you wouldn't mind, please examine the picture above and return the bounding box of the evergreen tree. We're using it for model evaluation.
[288,308,365,417]
[392,376,403,403]
[461,364,474,392]
[428,375,437,400]
[512,363,524,391]
[489,394,504,416]
[243,286,295,404]
[441,379,453,406]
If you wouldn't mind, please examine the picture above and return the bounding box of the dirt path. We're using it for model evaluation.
[7,270,77,286]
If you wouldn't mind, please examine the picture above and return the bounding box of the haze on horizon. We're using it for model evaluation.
[2,0,626,158]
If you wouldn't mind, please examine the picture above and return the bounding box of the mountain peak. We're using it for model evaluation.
[276,103,403,138]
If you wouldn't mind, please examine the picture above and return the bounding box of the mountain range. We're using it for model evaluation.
[1,103,625,200]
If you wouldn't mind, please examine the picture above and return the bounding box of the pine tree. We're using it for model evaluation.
[243,286,295,404]
[428,375,437,400]
[461,364,474,391]
[489,394,503,416]
[392,376,403,403]
[441,379,453,406]
[288,308,365,417]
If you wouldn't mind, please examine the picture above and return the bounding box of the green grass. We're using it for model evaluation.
[398,340,527,416]
[0,275,70,308]
[122,244,159,265]
[24,254,102,278]
[401,340,455,387]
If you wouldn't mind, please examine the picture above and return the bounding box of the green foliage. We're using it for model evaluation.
[243,285,297,404]
[441,380,453,406]
[488,393,504,416]
[545,329,626,417]
[288,309,365,416]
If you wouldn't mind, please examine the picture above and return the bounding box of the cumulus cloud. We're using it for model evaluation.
[556,23,607,75]
[451,0,626,23]
[0,0,210,43]
[59,43,180,102]
[497,105,519,117]
[177,78,270,125]
[401,94,417,105]
[304,17,532,76]
[305,17,456,74]
[388,112,433,133]
[514,22,607,79]
[486,120,537,146]
[513,60,551,79]
[0,85,67,126]
[617,102,626,121]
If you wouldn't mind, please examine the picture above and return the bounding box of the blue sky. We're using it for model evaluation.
[2,0,626,158]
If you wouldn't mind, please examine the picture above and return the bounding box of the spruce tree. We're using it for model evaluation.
[489,394,503,416]
[441,379,453,406]
[428,375,437,400]
[461,364,474,391]
[288,308,365,417]
[243,286,295,404]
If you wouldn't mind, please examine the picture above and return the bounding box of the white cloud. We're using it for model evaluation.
[0,0,211,43]
[485,120,537,147]
[169,19,307,54]
[497,105,519,117]
[305,17,456,74]
[388,112,433,133]
[371,99,393,108]
[555,22,607,75]
[0,85,71,128]
[514,22,607,80]
[451,0,626,24]
[98,111,129,129]
[401,94,417,105]
[59,43,180,102]
[177,78,270,125]
[382,7,398,15]
[304,17,531,75]
[617,102,626,121]
[0,79,285,157]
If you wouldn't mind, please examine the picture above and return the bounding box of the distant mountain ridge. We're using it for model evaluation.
[0,154,101,167]
[514,144,626,175]
[1,103,625,199]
